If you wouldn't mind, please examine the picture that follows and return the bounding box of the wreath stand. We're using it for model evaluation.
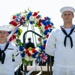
[22,23,43,75]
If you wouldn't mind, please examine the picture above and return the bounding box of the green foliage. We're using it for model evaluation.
[22,59,32,66]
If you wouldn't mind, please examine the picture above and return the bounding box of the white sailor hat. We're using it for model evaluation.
[60,6,75,13]
[0,25,11,31]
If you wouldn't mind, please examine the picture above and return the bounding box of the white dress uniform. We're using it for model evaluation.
[0,42,21,75]
[45,25,75,75]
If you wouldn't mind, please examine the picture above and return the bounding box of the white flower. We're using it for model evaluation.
[9,24,16,31]
[29,16,36,21]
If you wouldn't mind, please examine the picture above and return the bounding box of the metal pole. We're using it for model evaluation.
[50,56,52,75]
[47,55,50,75]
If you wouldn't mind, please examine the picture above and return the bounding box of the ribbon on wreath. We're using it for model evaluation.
[40,51,48,63]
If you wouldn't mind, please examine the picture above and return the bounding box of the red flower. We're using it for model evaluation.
[12,16,16,19]
[44,17,47,20]
[44,26,48,30]
[46,34,49,38]
[33,12,38,16]
[10,21,18,26]
[32,48,36,53]
[26,49,29,54]
[37,19,42,26]
[39,19,42,23]
[27,52,31,57]
[48,24,52,28]
[37,22,41,26]
[20,17,25,22]
[9,37,13,42]
[12,34,16,39]
[36,16,40,19]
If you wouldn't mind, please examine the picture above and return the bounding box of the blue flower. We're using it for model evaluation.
[27,12,32,20]
[21,52,25,57]
[32,51,38,58]
[19,46,24,51]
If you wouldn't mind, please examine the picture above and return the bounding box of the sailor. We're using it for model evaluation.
[0,25,21,75]
[45,6,75,75]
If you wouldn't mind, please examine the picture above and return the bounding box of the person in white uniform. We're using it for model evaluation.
[0,25,22,75]
[45,6,75,75]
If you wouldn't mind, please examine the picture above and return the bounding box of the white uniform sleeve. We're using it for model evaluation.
[14,46,22,68]
[45,30,56,56]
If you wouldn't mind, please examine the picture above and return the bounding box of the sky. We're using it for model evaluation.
[0,0,75,27]
[0,0,75,43]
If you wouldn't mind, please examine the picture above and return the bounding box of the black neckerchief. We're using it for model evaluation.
[0,42,9,64]
[60,26,75,48]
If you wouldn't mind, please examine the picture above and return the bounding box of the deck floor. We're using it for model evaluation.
[27,66,53,75]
